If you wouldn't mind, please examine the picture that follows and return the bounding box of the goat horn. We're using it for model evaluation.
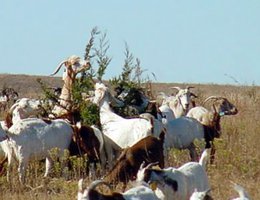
[145,162,160,169]
[8,102,19,113]
[50,60,66,76]
[170,86,181,91]
[88,180,113,192]
[203,96,223,104]
[186,86,195,90]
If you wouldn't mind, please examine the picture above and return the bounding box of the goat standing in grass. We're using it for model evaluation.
[92,82,163,149]
[158,86,197,120]
[187,96,238,162]
[0,118,74,183]
[137,149,210,200]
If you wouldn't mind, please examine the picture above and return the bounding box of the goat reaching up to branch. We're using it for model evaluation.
[50,55,91,118]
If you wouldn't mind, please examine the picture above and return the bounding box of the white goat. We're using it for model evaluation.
[50,55,90,117]
[161,115,218,161]
[92,82,162,149]
[137,149,210,200]
[0,98,45,163]
[158,86,196,120]
[5,98,43,126]
[77,179,160,200]
[0,118,74,183]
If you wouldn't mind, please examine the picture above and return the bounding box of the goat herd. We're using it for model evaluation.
[0,55,250,200]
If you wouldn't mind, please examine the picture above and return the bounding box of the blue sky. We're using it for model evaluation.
[1,1,259,85]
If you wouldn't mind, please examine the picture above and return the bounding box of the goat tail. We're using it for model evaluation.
[199,149,210,169]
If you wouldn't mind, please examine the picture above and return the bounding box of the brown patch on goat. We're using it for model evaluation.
[69,125,101,173]
[104,133,165,186]
[4,112,13,129]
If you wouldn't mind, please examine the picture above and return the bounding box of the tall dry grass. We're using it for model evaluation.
[0,75,259,199]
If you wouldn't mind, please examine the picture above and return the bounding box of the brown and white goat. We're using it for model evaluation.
[50,55,90,117]
[103,131,165,188]
[68,122,122,175]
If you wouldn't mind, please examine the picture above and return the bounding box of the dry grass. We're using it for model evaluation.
[0,74,259,199]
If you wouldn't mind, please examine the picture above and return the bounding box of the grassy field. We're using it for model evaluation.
[0,74,259,199]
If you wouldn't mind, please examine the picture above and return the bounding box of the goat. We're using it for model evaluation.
[0,98,45,165]
[187,97,237,162]
[4,98,44,128]
[162,114,219,161]
[77,179,160,200]
[69,123,106,175]
[204,96,238,116]
[92,82,163,148]
[0,118,74,183]
[50,55,90,118]
[136,149,210,200]
[103,131,165,188]
[69,122,122,173]
[158,86,197,120]
[187,96,238,126]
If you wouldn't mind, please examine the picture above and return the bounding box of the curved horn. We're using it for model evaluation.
[88,180,113,192]
[170,86,181,91]
[203,96,222,104]
[8,102,19,113]
[145,162,160,169]
[186,86,195,90]
[50,60,66,76]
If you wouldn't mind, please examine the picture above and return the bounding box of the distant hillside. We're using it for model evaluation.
[0,73,256,99]
[0,74,62,98]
